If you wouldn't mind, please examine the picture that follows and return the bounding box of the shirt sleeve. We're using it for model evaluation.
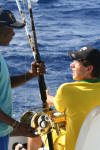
[53,84,66,112]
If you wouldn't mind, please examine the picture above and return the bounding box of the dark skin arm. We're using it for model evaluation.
[10,62,45,88]
[0,109,37,137]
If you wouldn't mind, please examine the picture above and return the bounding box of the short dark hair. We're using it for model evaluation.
[80,59,100,78]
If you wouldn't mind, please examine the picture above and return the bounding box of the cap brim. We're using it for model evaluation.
[68,51,84,60]
[68,52,77,60]
[0,20,25,29]
[9,21,25,29]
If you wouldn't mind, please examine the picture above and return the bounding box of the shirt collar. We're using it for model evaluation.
[81,79,100,83]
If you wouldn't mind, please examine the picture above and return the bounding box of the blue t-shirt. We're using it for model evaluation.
[0,53,13,137]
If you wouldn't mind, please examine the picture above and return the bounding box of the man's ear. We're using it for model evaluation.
[87,65,93,73]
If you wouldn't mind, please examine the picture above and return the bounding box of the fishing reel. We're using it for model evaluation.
[20,110,52,135]
[20,109,66,136]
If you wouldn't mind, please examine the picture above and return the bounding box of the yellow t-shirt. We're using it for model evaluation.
[54,81,100,150]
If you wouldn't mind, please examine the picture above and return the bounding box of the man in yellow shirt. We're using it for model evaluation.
[46,46,100,150]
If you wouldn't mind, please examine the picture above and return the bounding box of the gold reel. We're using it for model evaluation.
[20,109,66,136]
[20,110,51,134]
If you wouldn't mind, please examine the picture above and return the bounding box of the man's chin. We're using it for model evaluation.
[72,75,76,80]
[73,76,78,80]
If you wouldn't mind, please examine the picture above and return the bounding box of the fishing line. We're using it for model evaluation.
[22,0,27,103]
[18,0,29,109]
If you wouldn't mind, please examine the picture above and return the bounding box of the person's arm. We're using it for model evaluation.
[46,89,54,106]
[0,109,16,127]
[10,61,45,88]
[46,85,66,112]
[10,71,35,88]
[0,109,37,137]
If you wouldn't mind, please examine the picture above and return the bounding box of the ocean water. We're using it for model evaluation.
[0,0,100,120]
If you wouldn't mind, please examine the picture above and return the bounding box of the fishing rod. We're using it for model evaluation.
[16,0,54,149]
[16,0,46,102]
[27,1,54,149]
[27,0,47,104]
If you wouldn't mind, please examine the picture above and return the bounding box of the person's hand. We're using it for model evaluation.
[10,122,38,137]
[30,61,46,77]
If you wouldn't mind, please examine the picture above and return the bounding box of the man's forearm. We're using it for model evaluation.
[0,109,18,127]
[10,71,36,88]
[0,109,37,137]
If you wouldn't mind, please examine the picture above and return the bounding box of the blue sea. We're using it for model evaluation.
[0,0,100,120]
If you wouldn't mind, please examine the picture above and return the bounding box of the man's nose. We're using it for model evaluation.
[70,62,74,68]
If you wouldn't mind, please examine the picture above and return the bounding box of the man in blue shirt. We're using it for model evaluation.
[0,7,45,150]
